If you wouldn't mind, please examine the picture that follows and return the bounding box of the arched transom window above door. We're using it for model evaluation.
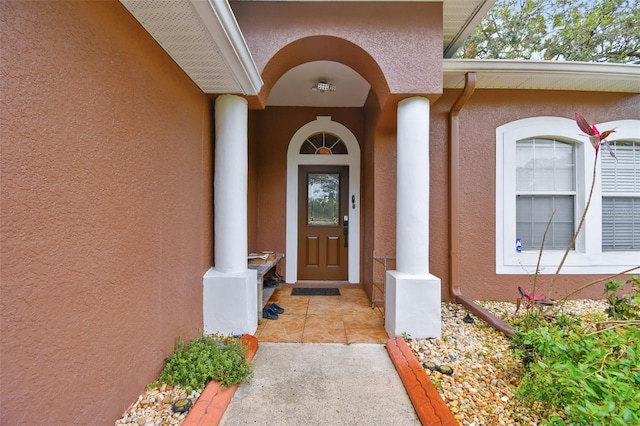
[299,132,348,155]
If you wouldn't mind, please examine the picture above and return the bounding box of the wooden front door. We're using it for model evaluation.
[298,165,349,281]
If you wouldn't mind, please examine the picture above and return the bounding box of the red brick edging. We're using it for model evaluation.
[181,335,259,426]
[182,335,454,426]
[386,336,458,425]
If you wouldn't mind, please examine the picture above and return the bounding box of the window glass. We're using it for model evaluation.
[307,173,339,226]
[516,139,575,250]
[516,138,575,191]
[300,132,348,155]
[601,140,640,251]
[516,195,575,250]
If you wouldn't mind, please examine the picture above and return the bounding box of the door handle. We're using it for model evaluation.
[343,215,348,248]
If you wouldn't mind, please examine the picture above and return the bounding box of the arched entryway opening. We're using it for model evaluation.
[256,35,390,109]
[258,37,388,285]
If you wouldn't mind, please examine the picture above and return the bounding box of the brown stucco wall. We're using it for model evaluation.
[430,88,640,301]
[247,109,258,251]
[361,92,382,298]
[1,2,211,423]
[246,107,365,275]
[231,0,443,106]
[373,131,398,256]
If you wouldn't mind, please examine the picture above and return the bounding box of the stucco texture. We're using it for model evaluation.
[231,0,443,108]
[1,2,211,423]
[246,107,365,270]
[430,89,640,301]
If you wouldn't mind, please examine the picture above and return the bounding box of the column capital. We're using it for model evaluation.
[398,95,430,106]
[215,93,248,106]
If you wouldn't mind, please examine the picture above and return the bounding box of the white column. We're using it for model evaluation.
[396,97,430,275]
[214,95,248,273]
[203,95,257,335]
[385,97,441,339]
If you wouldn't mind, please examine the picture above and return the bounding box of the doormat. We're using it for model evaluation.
[291,288,341,296]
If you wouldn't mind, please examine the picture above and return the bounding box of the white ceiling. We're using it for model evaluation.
[120,0,640,108]
[267,61,370,107]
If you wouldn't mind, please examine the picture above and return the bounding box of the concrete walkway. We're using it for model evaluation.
[219,342,421,425]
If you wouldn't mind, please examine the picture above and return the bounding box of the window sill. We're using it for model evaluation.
[498,251,640,275]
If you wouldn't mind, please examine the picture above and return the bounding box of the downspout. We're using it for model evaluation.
[448,72,514,337]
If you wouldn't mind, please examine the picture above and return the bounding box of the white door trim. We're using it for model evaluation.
[285,116,361,284]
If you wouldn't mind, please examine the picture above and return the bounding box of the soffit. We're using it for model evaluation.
[444,60,640,93]
[119,0,491,96]
[442,0,495,57]
[119,0,262,95]
[118,1,638,103]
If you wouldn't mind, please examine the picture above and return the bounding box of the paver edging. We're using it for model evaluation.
[386,336,458,426]
[181,334,258,426]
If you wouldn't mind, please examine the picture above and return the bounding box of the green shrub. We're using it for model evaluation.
[157,335,253,391]
[514,322,639,425]
[510,313,580,368]
[508,114,640,424]
[605,275,640,321]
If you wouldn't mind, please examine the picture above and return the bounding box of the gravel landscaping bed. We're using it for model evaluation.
[115,384,199,426]
[116,299,609,426]
[407,299,608,426]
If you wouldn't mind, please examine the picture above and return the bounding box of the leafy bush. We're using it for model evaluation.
[156,335,253,391]
[605,275,640,320]
[514,318,640,425]
[508,114,640,424]
[510,312,580,367]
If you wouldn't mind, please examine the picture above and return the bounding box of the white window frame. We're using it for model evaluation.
[496,116,640,274]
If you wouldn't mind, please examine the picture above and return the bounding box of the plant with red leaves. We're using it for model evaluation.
[574,112,617,158]
[515,286,554,313]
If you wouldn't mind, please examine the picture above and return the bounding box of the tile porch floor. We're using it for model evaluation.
[255,287,389,343]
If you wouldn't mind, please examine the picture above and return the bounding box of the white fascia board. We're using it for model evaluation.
[191,0,263,95]
[443,59,640,93]
[444,59,640,76]
[443,0,496,58]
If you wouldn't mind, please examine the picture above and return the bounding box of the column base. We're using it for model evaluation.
[203,268,257,336]
[385,270,441,339]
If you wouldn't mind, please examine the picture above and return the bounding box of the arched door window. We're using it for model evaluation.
[299,132,348,155]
